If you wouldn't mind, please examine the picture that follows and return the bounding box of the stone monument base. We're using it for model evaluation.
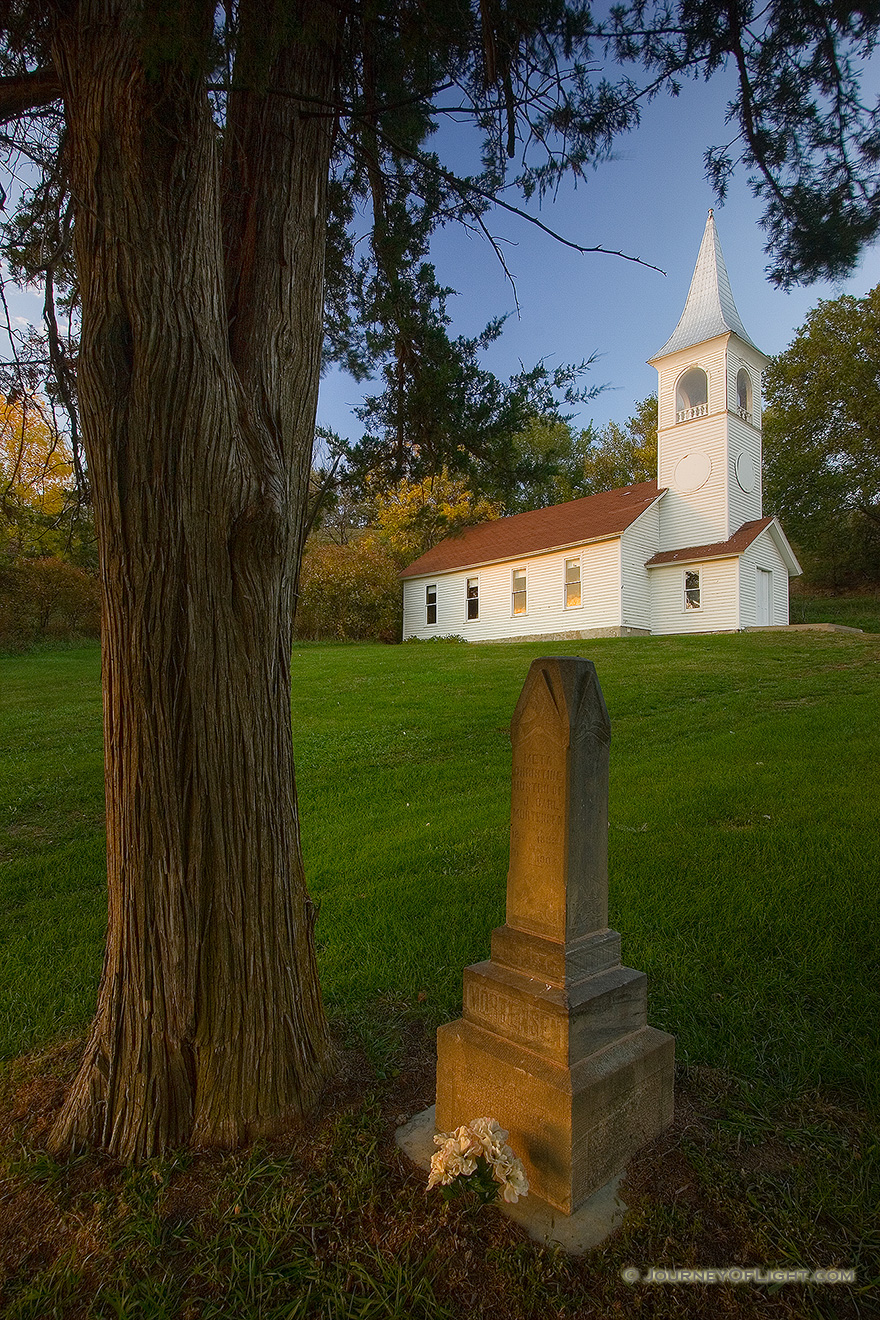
[395,1105,627,1254]
[429,658,675,1223]
[436,1018,674,1214]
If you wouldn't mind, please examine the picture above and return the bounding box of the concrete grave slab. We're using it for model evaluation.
[395,1105,627,1254]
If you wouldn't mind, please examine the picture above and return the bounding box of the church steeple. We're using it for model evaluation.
[652,210,759,360]
[649,211,767,550]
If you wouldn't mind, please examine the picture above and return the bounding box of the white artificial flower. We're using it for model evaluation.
[426,1118,528,1203]
[451,1126,482,1160]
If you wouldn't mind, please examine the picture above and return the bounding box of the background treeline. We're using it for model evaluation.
[294,398,657,642]
[0,557,99,646]
[762,283,880,591]
[6,281,879,648]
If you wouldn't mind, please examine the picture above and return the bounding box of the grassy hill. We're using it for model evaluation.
[787,587,880,634]
[1,632,877,1318]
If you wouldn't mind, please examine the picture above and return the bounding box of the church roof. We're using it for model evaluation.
[650,211,760,360]
[645,517,802,576]
[644,518,774,566]
[399,481,664,578]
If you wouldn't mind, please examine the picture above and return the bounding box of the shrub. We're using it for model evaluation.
[295,539,401,642]
[0,558,101,648]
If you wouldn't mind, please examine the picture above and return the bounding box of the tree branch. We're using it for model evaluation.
[0,66,61,125]
[370,120,666,273]
[301,449,343,547]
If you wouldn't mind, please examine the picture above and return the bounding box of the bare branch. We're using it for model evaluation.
[371,120,666,273]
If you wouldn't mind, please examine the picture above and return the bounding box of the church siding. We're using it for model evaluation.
[657,419,731,549]
[401,578,423,638]
[739,532,790,627]
[656,337,732,549]
[401,538,623,641]
[648,557,740,634]
[573,538,624,630]
[726,411,763,533]
[654,336,728,434]
[725,342,765,431]
[620,500,660,631]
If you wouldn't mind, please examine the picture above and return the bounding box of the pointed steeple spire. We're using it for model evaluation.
[651,211,759,359]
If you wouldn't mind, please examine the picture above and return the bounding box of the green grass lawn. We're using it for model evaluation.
[0,632,878,1318]
[788,588,880,634]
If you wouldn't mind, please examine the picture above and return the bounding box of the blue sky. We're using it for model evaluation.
[318,63,880,441]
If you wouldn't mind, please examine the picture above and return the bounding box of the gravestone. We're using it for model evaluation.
[435,656,675,1214]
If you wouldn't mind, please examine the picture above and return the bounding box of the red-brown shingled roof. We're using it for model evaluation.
[644,517,773,566]
[399,481,664,578]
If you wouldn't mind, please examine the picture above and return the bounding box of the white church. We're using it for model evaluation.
[400,211,801,641]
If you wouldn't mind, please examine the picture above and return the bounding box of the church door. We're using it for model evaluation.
[756,568,772,625]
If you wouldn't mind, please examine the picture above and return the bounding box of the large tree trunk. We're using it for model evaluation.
[48,0,339,1161]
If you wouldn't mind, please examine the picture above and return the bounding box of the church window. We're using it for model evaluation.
[684,569,701,610]
[565,557,581,608]
[676,368,709,422]
[512,568,527,615]
[736,368,753,421]
[426,584,437,624]
[466,577,479,620]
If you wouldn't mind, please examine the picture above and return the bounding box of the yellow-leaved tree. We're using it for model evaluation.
[0,394,101,644]
[0,395,74,558]
[296,471,500,641]
[369,470,501,566]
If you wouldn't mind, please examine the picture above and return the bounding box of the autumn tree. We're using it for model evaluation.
[369,470,501,564]
[297,473,499,639]
[0,554,100,644]
[580,395,658,494]
[0,1,879,1162]
[763,286,880,586]
[295,538,401,641]
[0,390,99,641]
[0,393,73,556]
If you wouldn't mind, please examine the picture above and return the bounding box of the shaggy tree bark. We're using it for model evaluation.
[45,0,339,1161]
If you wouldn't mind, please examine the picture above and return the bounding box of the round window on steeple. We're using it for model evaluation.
[675,368,708,422]
[736,368,753,420]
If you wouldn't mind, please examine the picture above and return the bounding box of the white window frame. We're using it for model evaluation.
[426,583,437,625]
[511,566,527,616]
[683,567,702,611]
[564,556,582,609]
[466,575,479,621]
